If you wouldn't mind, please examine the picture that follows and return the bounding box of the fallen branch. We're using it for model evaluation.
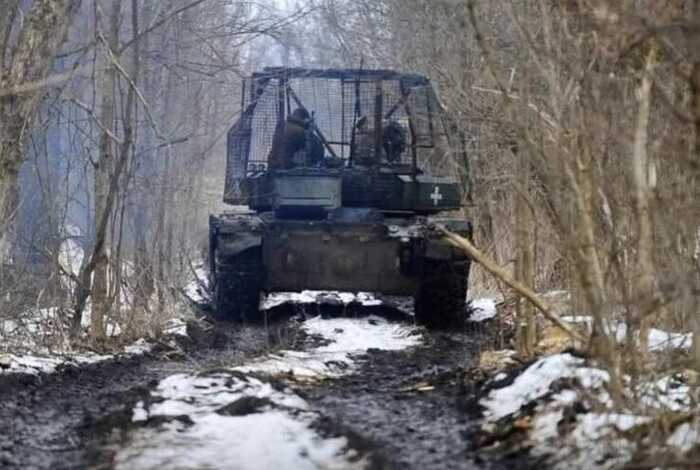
[438,227,586,343]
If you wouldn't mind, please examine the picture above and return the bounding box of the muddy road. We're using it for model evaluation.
[0,302,502,470]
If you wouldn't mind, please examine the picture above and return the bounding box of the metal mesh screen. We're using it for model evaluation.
[249,79,281,166]
[224,70,450,205]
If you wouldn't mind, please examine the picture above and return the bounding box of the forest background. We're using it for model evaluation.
[0,0,698,389]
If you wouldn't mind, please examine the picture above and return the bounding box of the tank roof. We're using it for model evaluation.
[252,67,430,86]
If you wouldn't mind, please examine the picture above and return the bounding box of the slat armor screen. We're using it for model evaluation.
[224,68,452,205]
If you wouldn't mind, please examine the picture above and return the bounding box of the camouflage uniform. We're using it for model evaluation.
[268,108,309,170]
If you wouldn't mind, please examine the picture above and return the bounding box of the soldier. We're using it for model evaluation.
[353,116,383,166]
[382,119,407,163]
[268,108,310,170]
[269,108,325,169]
[354,117,406,165]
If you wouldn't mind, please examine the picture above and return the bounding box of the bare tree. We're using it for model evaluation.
[0,0,81,261]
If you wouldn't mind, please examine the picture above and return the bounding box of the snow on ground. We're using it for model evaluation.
[182,268,388,312]
[480,354,643,469]
[1,304,124,354]
[118,315,422,470]
[469,298,497,322]
[183,267,209,303]
[668,421,700,453]
[1,262,196,376]
[237,316,421,378]
[261,291,383,310]
[0,303,160,375]
[161,317,188,337]
[0,338,152,375]
[132,373,308,420]
[58,225,84,283]
[481,353,610,422]
[480,348,700,468]
[117,412,360,470]
[532,408,651,470]
[560,315,693,352]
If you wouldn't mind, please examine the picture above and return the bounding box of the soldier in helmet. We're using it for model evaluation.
[268,108,324,169]
[354,116,406,166]
[382,119,407,163]
[268,108,308,170]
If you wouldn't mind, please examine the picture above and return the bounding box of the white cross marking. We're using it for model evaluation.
[430,186,443,206]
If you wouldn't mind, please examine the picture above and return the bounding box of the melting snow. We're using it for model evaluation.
[261,291,383,310]
[124,338,153,356]
[119,316,421,469]
[162,318,188,337]
[668,422,700,452]
[237,316,421,378]
[183,267,209,303]
[117,412,361,470]
[534,411,650,470]
[559,316,693,352]
[0,351,110,375]
[481,347,698,468]
[637,375,691,411]
[0,339,153,375]
[480,353,610,421]
[469,298,497,322]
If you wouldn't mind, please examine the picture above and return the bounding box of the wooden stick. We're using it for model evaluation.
[438,227,586,343]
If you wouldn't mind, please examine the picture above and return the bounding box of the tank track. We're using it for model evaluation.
[213,248,263,322]
[414,258,471,329]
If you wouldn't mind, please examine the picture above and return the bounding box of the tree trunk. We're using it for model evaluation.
[91,0,121,340]
[0,156,20,262]
[630,43,658,364]
[690,1,700,370]
[515,148,537,356]
[0,0,81,262]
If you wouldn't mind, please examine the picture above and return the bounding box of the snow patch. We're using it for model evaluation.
[261,291,384,310]
[479,348,698,468]
[117,412,361,470]
[0,339,153,376]
[668,422,700,452]
[559,316,693,353]
[637,375,691,411]
[124,338,153,355]
[0,351,110,375]
[469,298,497,322]
[183,267,208,303]
[480,354,610,421]
[572,413,650,441]
[481,353,610,421]
[237,316,421,378]
[162,318,188,337]
[534,412,650,470]
[134,373,307,420]
[120,316,421,469]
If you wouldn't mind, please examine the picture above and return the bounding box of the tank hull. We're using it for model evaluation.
[210,210,472,326]
[263,219,419,295]
[211,210,470,295]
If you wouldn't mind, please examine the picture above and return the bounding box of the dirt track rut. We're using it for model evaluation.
[0,308,503,470]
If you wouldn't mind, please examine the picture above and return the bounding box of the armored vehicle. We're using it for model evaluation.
[209,67,472,328]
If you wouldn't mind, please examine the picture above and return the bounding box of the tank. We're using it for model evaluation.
[209,67,473,328]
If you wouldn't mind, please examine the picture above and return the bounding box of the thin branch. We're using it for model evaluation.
[97,31,165,140]
[118,0,211,54]
[68,98,124,145]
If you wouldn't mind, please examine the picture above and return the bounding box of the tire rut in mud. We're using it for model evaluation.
[0,308,506,470]
[299,330,494,470]
[0,317,306,470]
